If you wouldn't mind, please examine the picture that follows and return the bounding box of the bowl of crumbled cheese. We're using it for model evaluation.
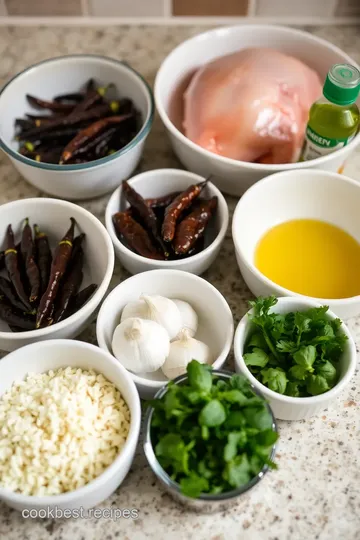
[0,339,141,512]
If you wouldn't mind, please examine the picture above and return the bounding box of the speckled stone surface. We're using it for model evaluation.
[0,24,359,540]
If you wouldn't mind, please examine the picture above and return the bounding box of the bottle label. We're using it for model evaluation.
[300,126,355,161]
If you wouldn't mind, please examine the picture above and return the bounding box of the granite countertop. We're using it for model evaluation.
[0,24,360,540]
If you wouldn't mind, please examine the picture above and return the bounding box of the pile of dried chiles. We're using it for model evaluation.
[14,79,141,165]
[0,218,97,332]
[112,178,218,260]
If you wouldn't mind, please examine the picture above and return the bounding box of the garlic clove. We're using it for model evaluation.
[112,317,170,374]
[121,294,182,341]
[161,329,212,380]
[172,299,198,339]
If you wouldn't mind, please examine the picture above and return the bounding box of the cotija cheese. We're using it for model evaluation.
[0,367,130,496]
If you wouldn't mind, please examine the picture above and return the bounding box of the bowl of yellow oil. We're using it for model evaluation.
[232,169,360,319]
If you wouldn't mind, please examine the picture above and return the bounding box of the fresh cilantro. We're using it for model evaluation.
[244,297,346,397]
[244,348,269,368]
[150,361,278,498]
[316,360,337,384]
[293,345,316,371]
[285,381,301,397]
[306,374,329,395]
[261,368,288,394]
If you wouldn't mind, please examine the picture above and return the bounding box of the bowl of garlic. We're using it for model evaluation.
[96,269,234,399]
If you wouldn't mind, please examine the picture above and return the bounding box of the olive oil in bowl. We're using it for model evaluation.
[255,219,360,299]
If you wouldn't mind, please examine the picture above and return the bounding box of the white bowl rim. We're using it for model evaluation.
[234,296,357,405]
[232,169,360,306]
[105,168,229,267]
[96,268,235,388]
[0,339,141,504]
[0,54,154,172]
[154,24,360,171]
[0,197,114,340]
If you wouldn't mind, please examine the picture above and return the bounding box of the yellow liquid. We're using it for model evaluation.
[255,219,360,299]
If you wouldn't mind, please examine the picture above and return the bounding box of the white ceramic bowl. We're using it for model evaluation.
[0,340,141,512]
[232,169,360,320]
[154,25,360,197]
[0,55,154,200]
[96,269,234,399]
[234,297,356,421]
[0,198,114,352]
[105,168,228,275]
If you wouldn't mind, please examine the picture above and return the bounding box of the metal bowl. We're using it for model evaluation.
[143,369,278,513]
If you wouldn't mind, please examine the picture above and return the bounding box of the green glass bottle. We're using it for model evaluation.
[300,63,360,162]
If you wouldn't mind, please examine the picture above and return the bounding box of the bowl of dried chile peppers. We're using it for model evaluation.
[105,169,229,275]
[0,55,154,200]
[0,197,114,351]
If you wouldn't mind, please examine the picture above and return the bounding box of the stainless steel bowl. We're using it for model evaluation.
[143,369,278,512]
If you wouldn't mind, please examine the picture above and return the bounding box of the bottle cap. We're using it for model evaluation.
[323,64,360,105]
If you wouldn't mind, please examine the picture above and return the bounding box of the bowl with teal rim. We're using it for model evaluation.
[143,368,278,513]
[0,55,154,200]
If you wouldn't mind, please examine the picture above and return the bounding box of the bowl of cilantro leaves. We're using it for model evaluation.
[234,296,356,421]
[143,360,278,511]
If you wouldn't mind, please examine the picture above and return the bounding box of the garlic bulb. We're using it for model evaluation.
[161,329,212,380]
[172,299,198,339]
[112,317,170,374]
[121,295,182,340]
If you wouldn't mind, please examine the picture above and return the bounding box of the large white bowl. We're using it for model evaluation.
[0,198,114,351]
[232,169,360,319]
[0,55,154,200]
[0,340,141,512]
[233,297,356,421]
[96,269,234,399]
[155,25,360,197]
[105,168,228,275]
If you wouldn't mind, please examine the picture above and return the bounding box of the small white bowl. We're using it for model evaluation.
[234,297,356,421]
[0,55,154,200]
[155,25,360,196]
[0,197,114,352]
[0,339,141,512]
[105,168,228,275]
[232,169,360,320]
[96,269,234,399]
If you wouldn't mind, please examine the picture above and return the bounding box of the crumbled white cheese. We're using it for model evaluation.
[0,367,130,496]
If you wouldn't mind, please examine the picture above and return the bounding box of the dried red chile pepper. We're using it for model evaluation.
[0,277,30,312]
[4,225,32,311]
[60,114,131,163]
[112,178,218,262]
[70,284,97,314]
[162,180,208,243]
[15,79,141,165]
[53,248,84,323]
[26,94,75,113]
[53,92,84,103]
[0,219,98,332]
[36,218,75,328]
[0,296,36,331]
[122,181,169,256]
[113,212,164,260]
[173,197,218,255]
[34,224,52,296]
[20,218,40,304]
[145,192,181,209]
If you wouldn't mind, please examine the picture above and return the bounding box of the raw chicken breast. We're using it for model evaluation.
[183,48,322,164]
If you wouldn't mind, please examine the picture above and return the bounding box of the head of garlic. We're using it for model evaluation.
[161,329,212,380]
[172,299,198,339]
[121,294,182,340]
[112,317,170,374]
